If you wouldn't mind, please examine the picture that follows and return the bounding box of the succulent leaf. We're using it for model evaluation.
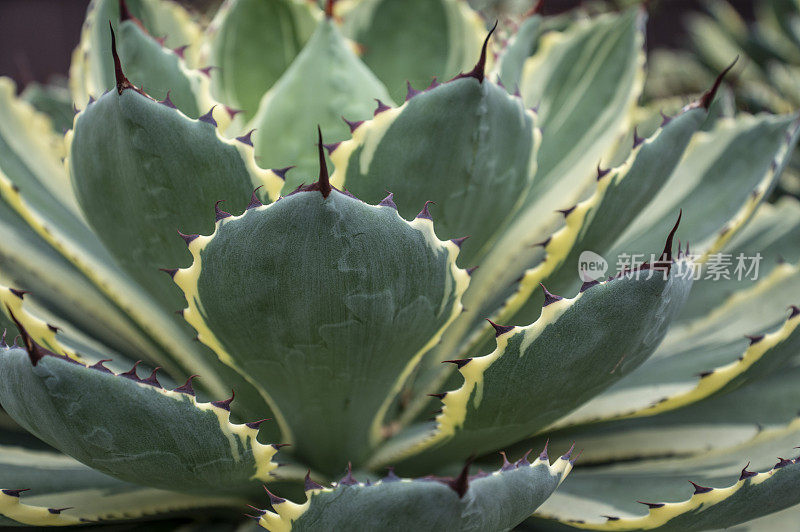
[417,10,647,407]
[533,350,800,465]
[205,0,319,119]
[332,73,537,266]
[69,77,280,313]
[339,0,486,103]
[69,0,203,108]
[257,453,571,532]
[0,340,282,493]
[529,422,800,530]
[250,17,394,192]
[0,445,243,526]
[556,269,800,428]
[494,104,708,329]
[375,257,694,470]
[173,187,468,474]
[493,14,544,91]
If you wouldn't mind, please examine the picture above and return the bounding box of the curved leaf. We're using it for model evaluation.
[173,187,468,474]
[205,0,319,118]
[340,0,485,103]
[0,339,282,494]
[257,452,571,532]
[250,16,394,192]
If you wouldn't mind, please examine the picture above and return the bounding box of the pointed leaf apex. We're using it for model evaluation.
[540,283,563,306]
[500,451,514,471]
[557,205,576,217]
[789,305,799,319]
[633,127,645,148]
[325,0,335,18]
[745,334,765,345]
[637,501,665,509]
[245,418,270,430]
[516,448,533,467]
[317,126,332,198]
[700,56,738,109]
[580,279,600,292]
[596,165,611,180]
[441,458,472,498]
[454,20,497,83]
[486,319,514,337]
[158,267,178,278]
[539,439,549,461]
[109,24,134,94]
[273,166,294,181]
[658,209,682,265]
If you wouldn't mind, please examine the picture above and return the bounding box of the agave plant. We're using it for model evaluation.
[645,0,800,197]
[1,0,800,530]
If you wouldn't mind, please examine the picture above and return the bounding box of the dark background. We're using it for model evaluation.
[0,0,757,87]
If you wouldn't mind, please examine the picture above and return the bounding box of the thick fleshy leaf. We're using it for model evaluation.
[339,0,485,103]
[0,194,170,364]
[494,13,544,91]
[173,187,468,474]
[0,78,77,216]
[205,0,318,118]
[69,78,280,314]
[257,452,571,532]
[527,355,800,465]
[0,339,282,494]
[473,8,645,294]
[494,104,709,329]
[332,74,537,266]
[555,267,800,428]
[20,81,75,134]
[69,0,203,108]
[374,257,694,471]
[607,114,799,264]
[112,19,218,122]
[413,10,645,410]
[528,422,800,530]
[250,17,394,192]
[0,445,243,526]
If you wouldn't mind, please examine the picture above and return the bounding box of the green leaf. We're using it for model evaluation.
[256,453,571,532]
[422,10,645,400]
[0,339,283,494]
[494,104,708,330]
[554,268,800,428]
[250,17,394,193]
[69,0,203,108]
[173,188,468,474]
[0,445,243,526]
[607,114,799,264]
[524,353,800,465]
[20,81,75,134]
[205,0,319,118]
[494,14,544,91]
[340,0,485,103]
[69,83,280,314]
[374,257,694,471]
[528,421,800,530]
[333,75,537,267]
